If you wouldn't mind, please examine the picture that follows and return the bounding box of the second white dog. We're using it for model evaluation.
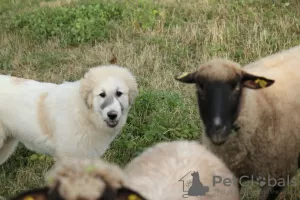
[0,65,138,164]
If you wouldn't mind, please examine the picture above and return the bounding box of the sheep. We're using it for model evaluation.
[9,140,239,200]
[9,157,147,200]
[0,64,138,164]
[124,140,240,200]
[174,45,300,200]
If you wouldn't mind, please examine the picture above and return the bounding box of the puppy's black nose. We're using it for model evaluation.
[107,111,118,120]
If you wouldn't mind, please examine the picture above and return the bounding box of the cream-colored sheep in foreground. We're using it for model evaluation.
[124,140,239,200]
[9,141,239,200]
[175,45,300,200]
[0,65,138,164]
[9,157,147,200]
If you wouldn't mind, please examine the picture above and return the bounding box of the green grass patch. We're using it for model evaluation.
[9,0,171,46]
[22,51,71,70]
[0,145,53,198]
[0,54,12,71]
[11,2,123,46]
[106,88,200,165]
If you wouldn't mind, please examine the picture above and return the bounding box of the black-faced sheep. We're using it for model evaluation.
[124,140,240,200]
[175,45,300,200]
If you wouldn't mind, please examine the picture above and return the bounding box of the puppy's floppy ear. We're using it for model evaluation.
[241,71,275,89]
[9,187,49,200]
[174,71,197,84]
[80,73,94,109]
[116,187,147,200]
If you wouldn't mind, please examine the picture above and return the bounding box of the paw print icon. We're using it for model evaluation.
[255,176,267,188]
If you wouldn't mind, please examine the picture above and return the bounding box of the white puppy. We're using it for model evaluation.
[0,65,138,164]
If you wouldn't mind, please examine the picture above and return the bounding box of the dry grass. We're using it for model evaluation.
[0,0,300,199]
[39,0,78,8]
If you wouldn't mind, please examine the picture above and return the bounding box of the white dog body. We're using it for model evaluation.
[0,65,138,164]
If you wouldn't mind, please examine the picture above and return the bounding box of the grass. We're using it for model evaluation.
[0,0,299,199]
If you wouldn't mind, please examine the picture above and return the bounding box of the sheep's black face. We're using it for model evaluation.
[175,59,275,146]
[195,78,243,145]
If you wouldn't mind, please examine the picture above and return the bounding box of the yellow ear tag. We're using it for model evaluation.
[176,72,189,79]
[85,165,96,173]
[128,194,141,200]
[46,176,55,185]
[254,79,267,88]
[24,196,35,200]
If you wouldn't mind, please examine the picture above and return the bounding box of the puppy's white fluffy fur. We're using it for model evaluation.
[0,65,138,164]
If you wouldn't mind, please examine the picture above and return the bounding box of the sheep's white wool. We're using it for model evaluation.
[9,141,239,200]
[45,158,126,200]
[124,140,240,200]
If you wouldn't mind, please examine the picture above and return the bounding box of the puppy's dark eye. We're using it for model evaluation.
[99,92,106,98]
[116,91,123,97]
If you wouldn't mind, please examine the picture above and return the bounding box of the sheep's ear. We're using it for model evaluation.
[9,187,49,200]
[174,72,196,84]
[116,187,147,200]
[242,72,275,89]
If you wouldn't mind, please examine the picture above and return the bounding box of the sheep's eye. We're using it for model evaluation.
[116,91,123,97]
[99,92,106,98]
[197,83,205,91]
[231,82,239,91]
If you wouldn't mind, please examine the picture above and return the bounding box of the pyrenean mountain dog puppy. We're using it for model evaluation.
[0,65,138,164]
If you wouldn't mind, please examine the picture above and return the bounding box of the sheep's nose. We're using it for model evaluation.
[212,117,224,131]
[214,124,225,132]
[107,111,118,120]
[210,133,228,145]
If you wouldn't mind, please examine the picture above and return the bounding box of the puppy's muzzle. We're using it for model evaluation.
[107,111,118,120]
[105,111,119,128]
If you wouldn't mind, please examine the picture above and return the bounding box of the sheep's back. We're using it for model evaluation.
[124,140,239,200]
[242,45,300,148]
